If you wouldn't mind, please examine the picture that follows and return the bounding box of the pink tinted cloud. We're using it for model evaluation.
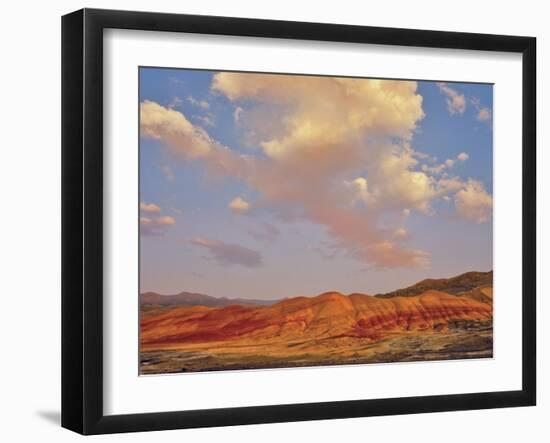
[140,215,175,236]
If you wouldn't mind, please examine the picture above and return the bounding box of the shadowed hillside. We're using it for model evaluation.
[375,271,493,298]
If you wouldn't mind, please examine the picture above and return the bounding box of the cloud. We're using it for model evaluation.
[234,106,243,122]
[140,202,161,213]
[191,237,262,267]
[169,77,185,86]
[141,100,215,159]
[437,82,466,115]
[422,163,445,175]
[139,202,175,235]
[228,196,251,213]
[345,177,373,206]
[476,107,492,122]
[196,114,215,127]
[159,164,175,181]
[141,100,248,179]
[307,242,342,260]
[471,97,492,124]
[248,222,280,243]
[140,79,428,267]
[454,179,493,223]
[211,74,434,267]
[368,149,439,214]
[213,74,424,142]
[187,95,210,109]
[157,216,175,225]
[393,227,408,239]
[141,74,491,269]
[140,215,176,236]
[167,96,183,109]
[422,152,468,175]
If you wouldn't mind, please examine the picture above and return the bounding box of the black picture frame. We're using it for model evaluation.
[62,8,537,435]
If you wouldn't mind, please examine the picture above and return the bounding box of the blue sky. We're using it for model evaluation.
[139,67,493,299]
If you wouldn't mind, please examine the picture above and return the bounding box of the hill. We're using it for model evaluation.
[375,271,493,298]
[141,289,492,348]
[139,272,494,373]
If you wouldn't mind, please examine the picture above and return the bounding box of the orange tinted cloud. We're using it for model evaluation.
[140,202,161,213]
[476,107,492,122]
[228,196,250,213]
[471,97,492,123]
[140,215,176,236]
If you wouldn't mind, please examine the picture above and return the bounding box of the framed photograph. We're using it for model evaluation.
[62,8,536,435]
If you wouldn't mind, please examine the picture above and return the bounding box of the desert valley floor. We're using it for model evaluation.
[139,271,493,374]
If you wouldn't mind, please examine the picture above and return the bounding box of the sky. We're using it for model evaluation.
[139,67,493,299]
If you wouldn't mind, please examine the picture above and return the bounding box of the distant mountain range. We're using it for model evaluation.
[140,291,279,308]
[141,270,493,308]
